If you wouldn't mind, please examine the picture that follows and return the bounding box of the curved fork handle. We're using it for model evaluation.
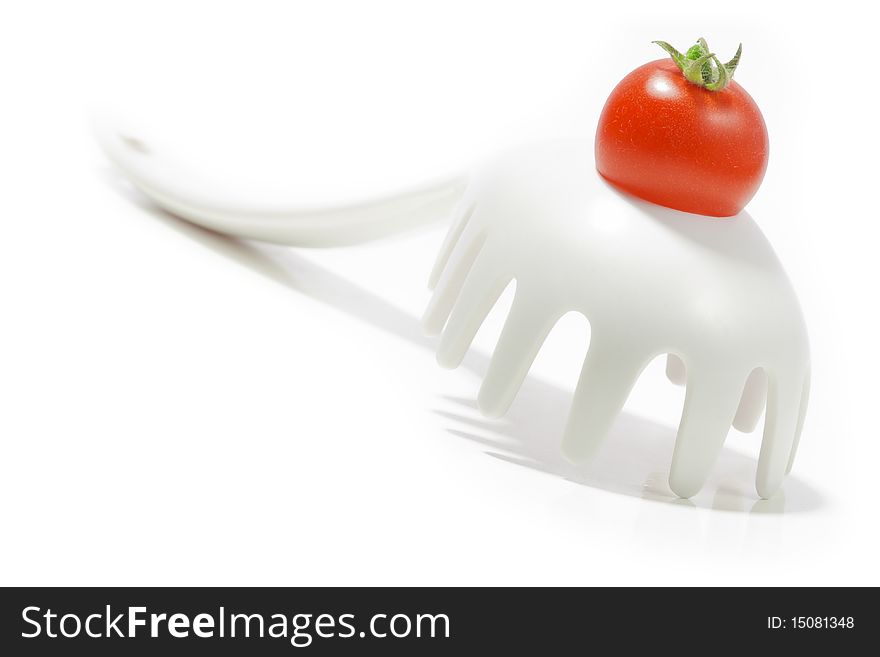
[95,119,468,247]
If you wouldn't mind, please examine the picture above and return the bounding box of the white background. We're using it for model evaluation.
[2,0,878,586]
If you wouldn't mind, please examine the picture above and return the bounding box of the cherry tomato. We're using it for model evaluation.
[595,58,768,217]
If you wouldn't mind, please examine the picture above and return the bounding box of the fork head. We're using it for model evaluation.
[423,140,809,499]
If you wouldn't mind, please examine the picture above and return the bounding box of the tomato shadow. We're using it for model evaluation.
[601,175,783,270]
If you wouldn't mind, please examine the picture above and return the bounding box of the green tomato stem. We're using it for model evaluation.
[651,38,743,91]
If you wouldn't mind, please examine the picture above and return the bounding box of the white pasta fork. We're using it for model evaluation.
[97,128,809,499]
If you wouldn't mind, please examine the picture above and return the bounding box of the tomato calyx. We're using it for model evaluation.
[652,38,742,91]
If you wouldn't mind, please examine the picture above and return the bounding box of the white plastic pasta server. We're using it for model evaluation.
[95,40,809,500]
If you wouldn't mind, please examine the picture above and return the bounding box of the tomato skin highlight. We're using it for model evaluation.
[595,59,768,217]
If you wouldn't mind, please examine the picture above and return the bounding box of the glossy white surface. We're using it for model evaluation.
[1,0,877,585]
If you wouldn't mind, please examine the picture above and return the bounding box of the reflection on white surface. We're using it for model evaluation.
[436,378,819,514]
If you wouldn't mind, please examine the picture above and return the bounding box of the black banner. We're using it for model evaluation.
[0,587,868,654]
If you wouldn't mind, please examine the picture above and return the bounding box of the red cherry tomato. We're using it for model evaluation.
[595,58,768,217]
